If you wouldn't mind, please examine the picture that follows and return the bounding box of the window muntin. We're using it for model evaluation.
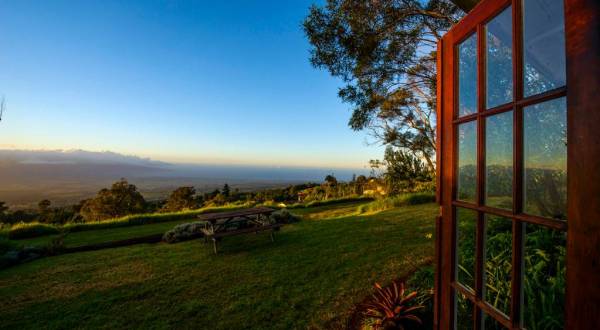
[523,97,567,220]
[458,33,478,117]
[485,111,513,209]
[523,0,566,97]
[486,6,513,109]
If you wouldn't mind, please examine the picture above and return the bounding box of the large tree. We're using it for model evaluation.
[80,178,146,222]
[304,0,462,171]
[162,186,200,212]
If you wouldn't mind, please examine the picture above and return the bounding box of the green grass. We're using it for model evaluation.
[18,219,197,248]
[16,200,372,249]
[1,204,251,240]
[0,202,437,329]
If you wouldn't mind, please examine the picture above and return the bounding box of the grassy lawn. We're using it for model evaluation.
[17,219,196,248]
[16,200,371,249]
[0,203,437,329]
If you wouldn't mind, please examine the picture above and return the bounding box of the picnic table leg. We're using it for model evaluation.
[270,230,275,242]
[212,238,218,254]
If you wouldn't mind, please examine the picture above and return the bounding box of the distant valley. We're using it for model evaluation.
[0,149,368,209]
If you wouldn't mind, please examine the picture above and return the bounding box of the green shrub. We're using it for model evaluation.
[0,237,18,254]
[163,222,206,243]
[8,223,60,240]
[2,204,252,241]
[269,209,301,224]
[358,193,435,214]
[404,192,436,205]
[64,204,251,233]
[286,196,374,209]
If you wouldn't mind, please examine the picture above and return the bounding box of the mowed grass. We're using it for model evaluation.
[0,203,437,329]
[18,200,371,249]
[18,219,196,248]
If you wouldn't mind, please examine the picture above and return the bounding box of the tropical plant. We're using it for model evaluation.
[361,281,423,330]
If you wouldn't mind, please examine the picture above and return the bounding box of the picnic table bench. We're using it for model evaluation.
[197,207,282,254]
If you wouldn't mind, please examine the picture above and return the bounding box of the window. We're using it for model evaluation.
[443,0,569,328]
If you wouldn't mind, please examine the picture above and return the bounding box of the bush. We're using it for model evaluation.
[404,192,436,205]
[8,223,61,240]
[64,204,251,233]
[162,222,206,243]
[269,209,301,224]
[0,237,17,255]
[1,204,252,241]
[286,196,374,209]
[358,193,435,214]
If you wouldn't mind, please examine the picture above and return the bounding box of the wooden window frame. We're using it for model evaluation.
[434,0,600,328]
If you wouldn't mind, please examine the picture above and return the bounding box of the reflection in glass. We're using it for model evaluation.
[522,224,566,330]
[483,313,507,330]
[523,97,567,220]
[458,33,478,116]
[458,121,477,202]
[523,0,566,97]
[456,290,474,330]
[486,6,513,109]
[456,208,477,290]
[484,215,512,316]
[485,111,513,209]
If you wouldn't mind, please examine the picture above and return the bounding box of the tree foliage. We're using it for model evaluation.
[80,179,146,222]
[161,186,201,212]
[370,146,433,193]
[304,0,462,171]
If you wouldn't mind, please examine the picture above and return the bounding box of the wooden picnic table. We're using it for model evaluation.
[197,207,282,254]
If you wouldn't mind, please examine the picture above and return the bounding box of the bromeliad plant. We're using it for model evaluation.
[361,281,423,330]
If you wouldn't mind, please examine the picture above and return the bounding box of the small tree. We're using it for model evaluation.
[380,146,432,193]
[38,199,51,213]
[162,186,200,212]
[324,174,338,186]
[0,201,8,223]
[222,184,231,198]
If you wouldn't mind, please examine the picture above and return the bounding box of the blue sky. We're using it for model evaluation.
[0,0,383,169]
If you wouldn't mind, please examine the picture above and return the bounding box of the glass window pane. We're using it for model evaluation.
[456,290,474,330]
[456,208,477,290]
[523,0,566,97]
[458,33,478,116]
[458,121,477,202]
[483,313,508,329]
[485,111,513,209]
[484,215,512,316]
[486,6,513,109]
[522,224,566,330]
[523,97,567,220]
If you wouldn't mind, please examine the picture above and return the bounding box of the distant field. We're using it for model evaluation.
[0,202,437,329]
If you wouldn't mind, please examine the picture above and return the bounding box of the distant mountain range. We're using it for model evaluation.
[0,149,368,209]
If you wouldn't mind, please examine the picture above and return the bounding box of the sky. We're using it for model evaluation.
[0,0,383,169]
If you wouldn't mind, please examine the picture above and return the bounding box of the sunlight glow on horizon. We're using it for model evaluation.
[0,1,384,170]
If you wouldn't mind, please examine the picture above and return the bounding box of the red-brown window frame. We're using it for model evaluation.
[434,0,600,329]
